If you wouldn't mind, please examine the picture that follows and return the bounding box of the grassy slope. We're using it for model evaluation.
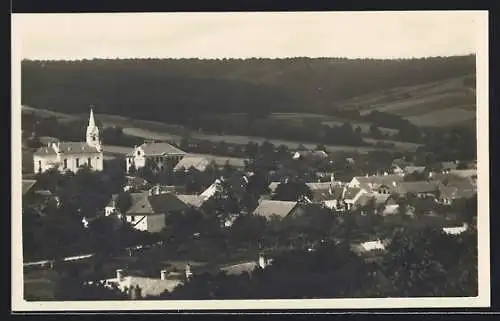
[337,74,476,128]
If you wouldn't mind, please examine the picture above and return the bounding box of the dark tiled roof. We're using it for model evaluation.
[34,141,100,156]
[311,186,343,202]
[126,193,189,215]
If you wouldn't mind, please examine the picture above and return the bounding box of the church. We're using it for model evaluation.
[33,108,104,174]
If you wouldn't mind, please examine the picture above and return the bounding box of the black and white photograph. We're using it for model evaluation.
[12,11,489,311]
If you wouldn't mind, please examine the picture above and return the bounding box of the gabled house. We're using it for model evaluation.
[341,187,366,210]
[126,142,187,174]
[123,193,190,233]
[391,158,413,175]
[105,192,148,217]
[382,196,400,216]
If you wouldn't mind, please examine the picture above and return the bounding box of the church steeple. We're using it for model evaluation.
[86,106,101,151]
[88,107,96,127]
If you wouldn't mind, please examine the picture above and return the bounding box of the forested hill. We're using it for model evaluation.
[21,55,475,123]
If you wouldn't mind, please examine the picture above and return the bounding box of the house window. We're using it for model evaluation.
[137,151,141,156]
[88,157,92,167]
[63,159,67,169]
[38,160,42,172]
[76,158,80,168]
[131,216,135,222]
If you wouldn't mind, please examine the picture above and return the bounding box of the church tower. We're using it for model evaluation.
[86,107,101,151]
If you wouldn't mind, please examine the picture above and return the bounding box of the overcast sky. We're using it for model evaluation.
[13,11,483,60]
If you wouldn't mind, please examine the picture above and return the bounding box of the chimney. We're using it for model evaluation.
[116,269,124,281]
[185,264,193,280]
[160,269,168,280]
[258,253,266,269]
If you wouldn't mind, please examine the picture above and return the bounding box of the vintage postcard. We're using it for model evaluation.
[11,11,489,311]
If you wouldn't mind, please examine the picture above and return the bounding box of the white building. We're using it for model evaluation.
[125,142,187,173]
[33,108,104,173]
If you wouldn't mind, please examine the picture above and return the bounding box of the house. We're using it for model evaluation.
[123,176,151,192]
[403,166,426,175]
[448,169,478,187]
[252,200,300,220]
[126,142,187,173]
[436,185,476,205]
[442,223,469,235]
[175,194,207,209]
[311,185,345,210]
[382,196,400,216]
[187,153,247,169]
[292,150,328,161]
[350,239,390,259]
[391,158,413,174]
[33,109,104,173]
[148,184,185,196]
[91,268,188,299]
[356,193,391,212]
[268,181,281,194]
[219,254,273,276]
[392,181,439,198]
[105,192,148,217]
[341,187,366,210]
[348,174,404,194]
[173,156,211,172]
[123,192,190,233]
[174,178,228,210]
[435,161,458,174]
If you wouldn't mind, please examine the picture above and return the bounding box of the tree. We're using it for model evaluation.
[273,181,312,202]
[378,226,477,297]
[115,191,132,214]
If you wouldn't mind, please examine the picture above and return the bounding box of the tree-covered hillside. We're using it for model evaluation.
[21,55,476,124]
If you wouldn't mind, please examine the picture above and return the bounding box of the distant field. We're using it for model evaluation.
[22,105,421,155]
[338,75,477,128]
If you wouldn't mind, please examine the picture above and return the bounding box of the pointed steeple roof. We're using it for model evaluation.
[88,106,96,127]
